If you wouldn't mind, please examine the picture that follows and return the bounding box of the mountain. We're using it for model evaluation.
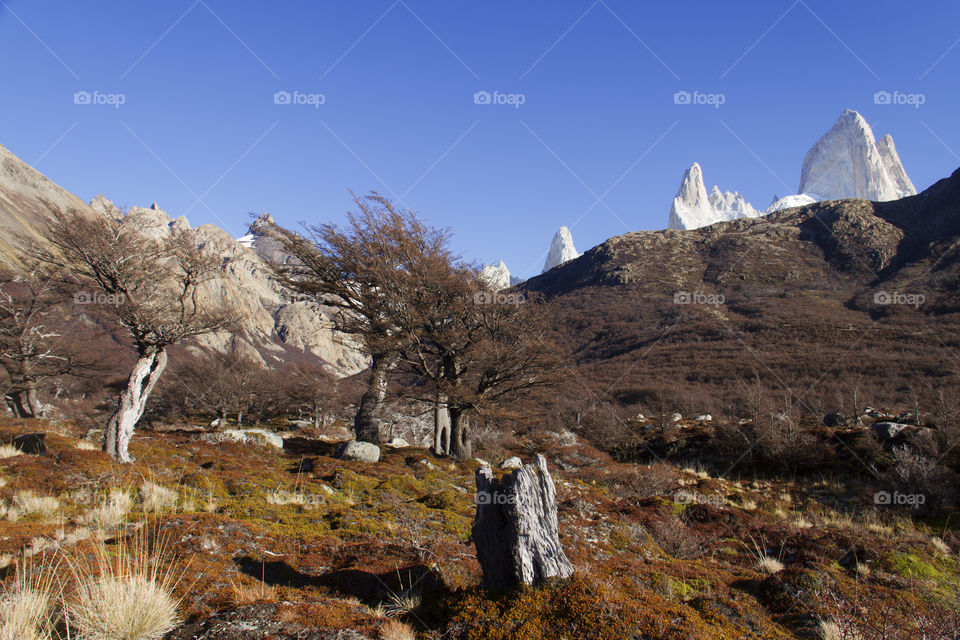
[543,226,580,272]
[526,166,960,413]
[667,163,761,230]
[666,110,916,230]
[480,260,511,290]
[0,144,94,266]
[799,109,916,201]
[0,144,365,377]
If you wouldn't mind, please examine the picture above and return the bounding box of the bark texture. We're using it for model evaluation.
[353,353,391,443]
[103,348,168,463]
[472,454,574,592]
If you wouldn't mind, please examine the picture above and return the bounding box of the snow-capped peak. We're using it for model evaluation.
[798,109,916,201]
[543,226,580,272]
[668,163,760,230]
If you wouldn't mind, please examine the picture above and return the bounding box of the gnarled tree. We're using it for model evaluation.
[0,265,93,417]
[34,207,231,462]
[397,264,565,459]
[268,193,454,444]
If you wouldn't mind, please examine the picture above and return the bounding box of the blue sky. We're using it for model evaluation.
[2,1,958,279]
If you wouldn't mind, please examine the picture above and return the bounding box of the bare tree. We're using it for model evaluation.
[269,193,453,444]
[33,207,232,462]
[0,265,93,417]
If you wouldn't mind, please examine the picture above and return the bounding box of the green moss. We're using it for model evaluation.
[886,552,944,581]
[419,489,461,511]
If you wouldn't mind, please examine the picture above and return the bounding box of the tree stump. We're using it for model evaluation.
[472,454,574,591]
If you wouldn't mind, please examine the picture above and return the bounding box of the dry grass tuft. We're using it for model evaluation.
[931,536,951,555]
[0,555,62,640]
[9,491,60,521]
[82,489,132,531]
[230,579,277,605]
[0,443,22,459]
[139,482,178,513]
[756,556,785,575]
[379,619,416,640]
[74,439,99,451]
[64,526,182,640]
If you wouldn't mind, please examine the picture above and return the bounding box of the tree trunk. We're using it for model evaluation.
[472,454,574,592]
[104,347,168,463]
[353,352,392,443]
[450,407,471,459]
[433,394,451,456]
[4,393,25,418]
[24,385,43,418]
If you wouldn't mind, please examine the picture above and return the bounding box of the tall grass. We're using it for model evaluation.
[64,526,183,640]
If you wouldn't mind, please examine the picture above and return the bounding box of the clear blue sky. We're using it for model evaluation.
[2,1,958,279]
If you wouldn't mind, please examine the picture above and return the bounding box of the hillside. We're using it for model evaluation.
[526,168,960,424]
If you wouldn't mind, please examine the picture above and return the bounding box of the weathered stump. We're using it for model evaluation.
[472,454,574,591]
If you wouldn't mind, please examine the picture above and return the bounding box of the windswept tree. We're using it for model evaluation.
[0,265,94,417]
[397,263,565,459]
[34,207,232,462]
[269,193,454,443]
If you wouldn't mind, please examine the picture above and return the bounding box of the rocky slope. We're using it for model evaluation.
[528,165,960,413]
[0,144,365,377]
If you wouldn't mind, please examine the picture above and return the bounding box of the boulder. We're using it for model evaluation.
[500,456,523,470]
[872,422,909,441]
[335,440,381,463]
[823,411,852,427]
[204,428,284,449]
[12,433,46,455]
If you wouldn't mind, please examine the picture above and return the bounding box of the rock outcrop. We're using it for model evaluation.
[0,142,366,377]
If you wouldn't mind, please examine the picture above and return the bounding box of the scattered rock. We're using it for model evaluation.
[670,413,683,423]
[823,411,852,427]
[287,419,313,429]
[872,422,909,440]
[474,458,490,467]
[203,428,284,449]
[384,437,410,448]
[694,414,712,422]
[500,456,523,470]
[335,440,381,463]
[418,459,436,470]
[12,433,46,455]
[210,418,224,428]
